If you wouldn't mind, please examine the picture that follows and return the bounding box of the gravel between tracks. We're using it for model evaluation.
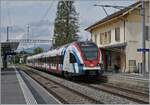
[20,66,138,104]
[86,83,149,103]
[30,72,95,104]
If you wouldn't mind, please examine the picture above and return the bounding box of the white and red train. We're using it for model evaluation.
[27,41,103,77]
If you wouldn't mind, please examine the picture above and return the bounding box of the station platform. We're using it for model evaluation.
[1,66,61,104]
[103,72,149,81]
[103,72,149,94]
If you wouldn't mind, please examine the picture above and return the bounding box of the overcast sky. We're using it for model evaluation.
[0,0,136,50]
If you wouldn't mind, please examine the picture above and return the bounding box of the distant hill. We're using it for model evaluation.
[23,44,51,54]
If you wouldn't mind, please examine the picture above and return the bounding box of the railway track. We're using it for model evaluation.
[79,82,149,104]
[98,75,149,95]
[21,68,103,104]
[18,65,149,104]
[73,76,149,104]
[102,83,149,96]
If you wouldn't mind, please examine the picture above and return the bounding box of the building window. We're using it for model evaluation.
[100,33,104,45]
[107,31,111,43]
[95,34,97,44]
[98,33,101,45]
[92,34,95,42]
[100,30,111,45]
[115,27,120,42]
[104,32,107,44]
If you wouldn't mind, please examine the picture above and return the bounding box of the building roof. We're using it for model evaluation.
[1,42,19,55]
[101,42,127,48]
[85,1,141,31]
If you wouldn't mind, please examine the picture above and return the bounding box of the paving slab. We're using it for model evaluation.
[1,68,26,104]
[1,67,61,104]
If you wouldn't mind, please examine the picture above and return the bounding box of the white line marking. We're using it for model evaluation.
[13,66,37,104]
[21,70,62,104]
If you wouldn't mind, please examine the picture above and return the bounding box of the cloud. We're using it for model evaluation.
[2,0,52,8]
[1,0,58,26]
[29,20,54,27]
[0,26,25,34]
[1,0,137,48]
[11,26,25,33]
[15,33,24,39]
[30,27,52,39]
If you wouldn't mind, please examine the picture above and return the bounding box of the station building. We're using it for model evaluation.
[85,1,149,73]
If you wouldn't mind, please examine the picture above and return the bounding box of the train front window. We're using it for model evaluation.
[79,42,98,60]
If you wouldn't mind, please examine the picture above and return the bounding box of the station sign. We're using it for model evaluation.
[137,48,150,52]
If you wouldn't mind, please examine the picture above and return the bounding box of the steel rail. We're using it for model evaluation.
[21,68,103,104]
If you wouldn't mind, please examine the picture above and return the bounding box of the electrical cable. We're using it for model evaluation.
[39,0,54,24]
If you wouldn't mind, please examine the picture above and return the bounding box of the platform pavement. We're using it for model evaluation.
[103,71,149,81]
[1,66,61,104]
[102,71,149,93]
[1,68,26,104]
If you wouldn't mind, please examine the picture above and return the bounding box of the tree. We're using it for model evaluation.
[53,1,79,47]
[33,47,43,55]
[14,54,20,64]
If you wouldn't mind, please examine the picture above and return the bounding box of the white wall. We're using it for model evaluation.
[90,1,149,73]
[91,20,125,47]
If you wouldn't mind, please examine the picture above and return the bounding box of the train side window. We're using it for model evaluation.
[45,57,47,63]
[70,53,77,63]
[51,57,53,64]
[54,56,56,64]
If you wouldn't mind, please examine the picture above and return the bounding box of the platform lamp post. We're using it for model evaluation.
[22,47,24,63]
[27,24,30,41]
[141,0,146,75]
[6,26,9,42]
[6,26,12,42]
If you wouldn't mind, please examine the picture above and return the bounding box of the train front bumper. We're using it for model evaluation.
[83,66,103,75]
[83,66,101,70]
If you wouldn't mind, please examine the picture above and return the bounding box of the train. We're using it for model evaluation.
[27,41,103,77]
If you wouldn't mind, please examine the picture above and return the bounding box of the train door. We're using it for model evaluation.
[69,53,78,74]
[45,57,49,71]
[63,50,74,73]
[69,53,75,73]
[63,50,70,71]
[56,55,61,73]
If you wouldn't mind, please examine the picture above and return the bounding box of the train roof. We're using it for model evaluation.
[27,45,67,60]
[27,52,46,60]
[27,41,95,60]
[44,46,66,57]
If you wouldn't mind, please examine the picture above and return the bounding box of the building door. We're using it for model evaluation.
[114,55,121,72]
[105,55,108,71]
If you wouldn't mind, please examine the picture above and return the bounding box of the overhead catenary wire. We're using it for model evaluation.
[39,0,54,24]
[94,4,127,9]
[102,7,109,16]
[31,0,54,42]
[21,0,55,48]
